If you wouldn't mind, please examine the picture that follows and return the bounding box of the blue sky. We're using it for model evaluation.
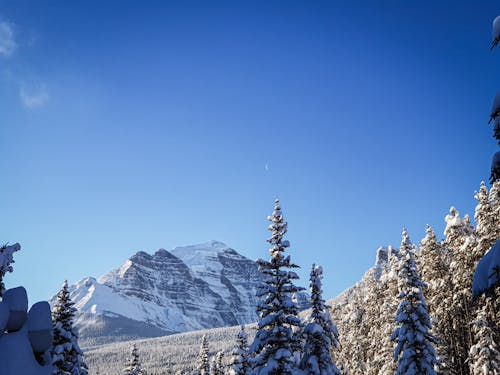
[1,1,499,304]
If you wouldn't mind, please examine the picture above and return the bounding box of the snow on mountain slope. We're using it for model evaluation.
[85,324,257,374]
[84,245,397,374]
[53,241,308,347]
[171,240,262,323]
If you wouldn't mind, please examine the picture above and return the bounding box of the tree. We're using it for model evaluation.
[300,264,341,375]
[475,182,496,255]
[210,351,224,375]
[52,280,88,375]
[392,229,438,375]
[123,344,145,375]
[249,198,304,374]
[419,225,454,373]
[0,243,20,297]
[229,326,250,375]
[197,335,210,375]
[469,297,500,375]
[368,253,399,375]
[444,208,477,375]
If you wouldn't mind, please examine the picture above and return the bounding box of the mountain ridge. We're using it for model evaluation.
[52,240,308,347]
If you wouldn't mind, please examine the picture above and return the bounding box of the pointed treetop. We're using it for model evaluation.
[425,224,435,238]
[269,197,283,219]
[401,228,411,247]
[420,224,438,251]
[478,181,488,195]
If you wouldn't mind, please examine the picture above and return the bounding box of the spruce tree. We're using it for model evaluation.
[52,280,88,375]
[230,326,250,375]
[469,296,500,375]
[419,225,455,373]
[337,288,368,374]
[489,180,500,241]
[475,182,496,255]
[300,264,341,375]
[392,229,438,375]
[197,335,210,375]
[210,351,224,375]
[123,344,144,375]
[249,198,304,375]
[444,208,477,375]
[369,257,399,375]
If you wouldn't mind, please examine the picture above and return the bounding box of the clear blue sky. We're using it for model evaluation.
[1,1,499,305]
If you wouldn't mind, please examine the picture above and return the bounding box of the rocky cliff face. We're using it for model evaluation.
[55,240,308,347]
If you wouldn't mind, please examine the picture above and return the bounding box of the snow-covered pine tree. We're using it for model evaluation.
[335,288,368,375]
[300,264,341,375]
[52,279,88,375]
[229,326,250,375]
[367,256,399,375]
[469,296,500,375]
[487,180,500,340]
[0,243,20,297]
[249,198,304,375]
[197,335,210,375]
[419,224,455,373]
[475,182,497,255]
[489,180,500,241]
[392,229,438,375]
[210,351,224,375]
[444,207,478,375]
[123,344,145,375]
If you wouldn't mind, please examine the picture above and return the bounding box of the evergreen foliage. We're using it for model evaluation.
[123,344,145,375]
[229,326,250,375]
[210,351,224,375]
[249,198,304,375]
[300,264,341,375]
[469,296,500,375]
[197,335,210,375]
[392,229,438,375]
[475,182,496,253]
[419,225,454,373]
[52,280,88,375]
[0,243,20,297]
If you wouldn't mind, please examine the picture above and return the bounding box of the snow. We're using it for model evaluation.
[172,241,225,277]
[472,239,500,297]
[4,286,28,332]
[68,257,235,334]
[70,277,184,330]
[0,325,52,375]
[27,302,53,353]
[0,243,20,273]
[27,301,51,331]
[0,301,9,332]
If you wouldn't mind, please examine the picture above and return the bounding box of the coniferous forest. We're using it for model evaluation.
[2,4,500,375]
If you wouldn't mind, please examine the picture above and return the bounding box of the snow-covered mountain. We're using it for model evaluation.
[84,245,398,374]
[53,240,308,347]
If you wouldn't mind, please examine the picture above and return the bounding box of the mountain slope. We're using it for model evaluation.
[55,240,307,347]
[84,245,396,374]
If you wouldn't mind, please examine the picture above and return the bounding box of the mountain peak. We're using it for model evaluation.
[129,250,152,262]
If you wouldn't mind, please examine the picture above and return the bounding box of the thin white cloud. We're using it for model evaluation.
[19,83,49,109]
[0,21,16,57]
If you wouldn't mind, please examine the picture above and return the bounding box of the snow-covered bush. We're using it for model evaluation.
[0,243,54,375]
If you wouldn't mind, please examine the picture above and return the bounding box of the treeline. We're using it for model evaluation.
[333,181,500,375]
